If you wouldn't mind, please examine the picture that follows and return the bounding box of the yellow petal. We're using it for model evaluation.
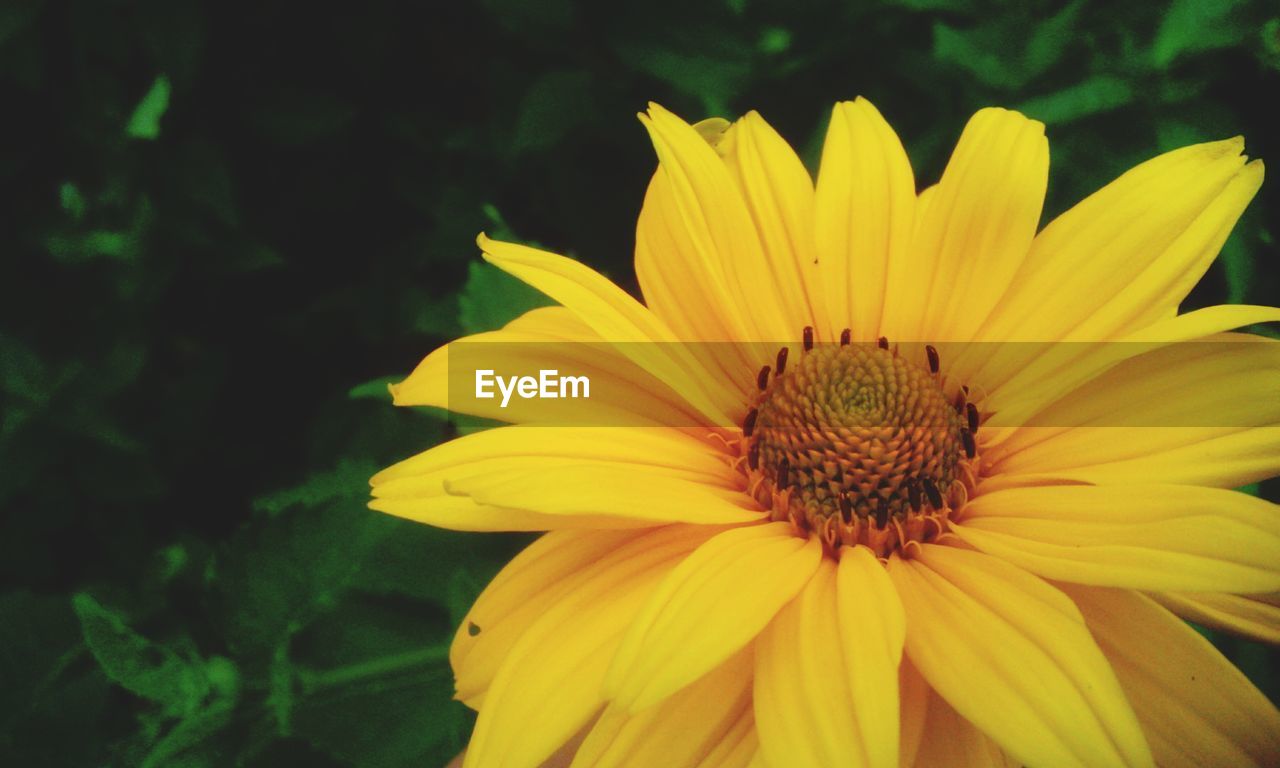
[1150,591,1280,645]
[571,646,754,768]
[444,464,761,525]
[636,103,791,341]
[479,234,739,424]
[462,525,709,768]
[755,552,902,768]
[980,138,1259,341]
[605,522,821,711]
[898,659,929,768]
[1064,585,1280,768]
[718,110,820,333]
[813,98,915,341]
[903,108,1048,342]
[974,304,1280,411]
[452,528,640,707]
[391,306,714,427]
[983,335,1280,488]
[837,545,906,768]
[371,425,758,530]
[953,484,1280,592]
[910,688,1018,767]
[888,545,1152,768]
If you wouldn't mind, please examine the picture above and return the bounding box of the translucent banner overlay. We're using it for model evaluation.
[440,339,1279,428]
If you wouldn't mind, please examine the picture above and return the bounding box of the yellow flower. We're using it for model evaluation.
[372,99,1280,767]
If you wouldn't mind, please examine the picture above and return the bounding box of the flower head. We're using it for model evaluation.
[373,99,1280,767]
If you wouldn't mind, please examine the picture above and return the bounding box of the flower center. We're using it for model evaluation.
[743,335,978,558]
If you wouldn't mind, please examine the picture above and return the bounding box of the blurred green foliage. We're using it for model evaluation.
[0,0,1277,765]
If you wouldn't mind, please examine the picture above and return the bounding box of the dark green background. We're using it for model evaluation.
[1,1,1277,765]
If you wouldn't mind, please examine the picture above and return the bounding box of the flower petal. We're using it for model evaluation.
[463,525,712,768]
[953,484,1280,592]
[1150,591,1280,645]
[983,335,1280,488]
[980,138,1260,341]
[1063,585,1280,768]
[813,98,916,341]
[451,528,637,707]
[718,110,820,333]
[899,659,930,768]
[910,688,1018,767]
[371,425,758,531]
[571,647,754,768]
[903,108,1048,343]
[888,545,1152,768]
[479,235,739,424]
[391,306,714,427]
[755,551,902,768]
[635,103,791,342]
[605,522,822,711]
[837,545,906,768]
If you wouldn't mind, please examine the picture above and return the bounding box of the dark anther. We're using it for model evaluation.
[965,402,980,433]
[777,457,790,488]
[922,478,943,509]
[925,345,940,374]
[906,478,922,512]
[747,442,759,470]
[961,428,976,459]
[757,365,771,391]
[776,347,789,376]
[877,336,889,350]
[803,326,814,351]
[743,408,758,438]
[874,498,889,528]
[962,385,970,396]
[840,328,851,346]
[838,494,853,524]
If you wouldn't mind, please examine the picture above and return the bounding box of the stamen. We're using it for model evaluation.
[803,326,814,352]
[777,457,790,488]
[877,336,889,350]
[743,408,758,438]
[838,494,853,524]
[757,365,771,391]
[840,328,851,346]
[874,498,889,528]
[965,402,979,433]
[925,345,940,374]
[961,428,976,459]
[748,442,759,470]
[922,478,943,509]
[907,478,923,512]
[776,347,789,376]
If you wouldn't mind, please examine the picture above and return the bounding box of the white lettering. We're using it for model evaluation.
[475,370,496,399]
[560,374,589,399]
[476,370,592,407]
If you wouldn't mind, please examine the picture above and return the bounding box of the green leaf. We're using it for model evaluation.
[126,75,172,140]
[1016,75,1135,125]
[458,261,553,334]
[1152,0,1247,67]
[289,599,469,768]
[512,70,593,154]
[1023,0,1086,79]
[252,458,377,517]
[140,702,235,768]
[348,376,400,402]
[0,592,110,766]
[932,21,1012,89]
[1219,230,1254,305]
[72,593,209,716]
